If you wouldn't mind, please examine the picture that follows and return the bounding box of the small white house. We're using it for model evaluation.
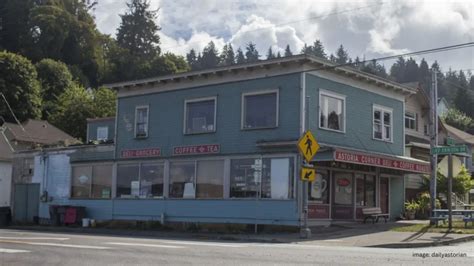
[0,129,13,207]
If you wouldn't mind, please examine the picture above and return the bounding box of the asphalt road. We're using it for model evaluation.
[0,229,473,266]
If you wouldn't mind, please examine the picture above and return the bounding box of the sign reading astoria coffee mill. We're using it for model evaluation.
[334,149,430,174]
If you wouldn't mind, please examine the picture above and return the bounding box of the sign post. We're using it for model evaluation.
[297,130,320,239]
[431,144,467,231]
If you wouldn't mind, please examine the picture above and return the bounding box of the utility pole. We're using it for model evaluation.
[429,70,438,220]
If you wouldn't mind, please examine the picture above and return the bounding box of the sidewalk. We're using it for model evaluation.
[5,221,474,249]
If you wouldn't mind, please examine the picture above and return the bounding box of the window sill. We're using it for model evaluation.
[372,137,393,144]
[184,130,216,135]
[69,198,111,200]
[318,126,345,134]
[134,136,148,140]
[241,126,278,131]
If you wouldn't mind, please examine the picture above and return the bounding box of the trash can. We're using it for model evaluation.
[57,205,69,226]
[0,207,11,227]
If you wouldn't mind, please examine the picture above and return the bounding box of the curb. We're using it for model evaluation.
[368,235,474,249]
[5,226,286,244]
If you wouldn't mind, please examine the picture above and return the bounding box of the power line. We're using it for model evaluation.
[0,92,37,145]
[160,1,387,51]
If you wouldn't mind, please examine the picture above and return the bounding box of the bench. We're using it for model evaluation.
[429,216,447,227]
[463,216,474,228]
[362,207,389,224]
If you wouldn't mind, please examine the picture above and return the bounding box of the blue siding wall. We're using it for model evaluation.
[39,199,299,225]
[305,74,405,156]
[116,74,301,157]
[87,119,115,141]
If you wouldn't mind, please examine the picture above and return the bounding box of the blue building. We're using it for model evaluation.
[34,55,430,226]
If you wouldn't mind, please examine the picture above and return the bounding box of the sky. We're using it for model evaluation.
[93,0,474,73]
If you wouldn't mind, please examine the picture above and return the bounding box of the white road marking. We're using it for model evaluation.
[0,248,31,253]
[155,240,245,248]
[105,242,184,249]
[0,237,69,241]
[0,240,111,250]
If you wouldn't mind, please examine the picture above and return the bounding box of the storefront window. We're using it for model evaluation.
[261,158,293,199]
[91,165,112,199]
[117,164,139,198]
[140,163,164,198]
[230,158,261,198]
[309,170,329,204]
[334,172,353,205]
[71,166,92,198]
[72,164,112,199]
[196,160,224,198]
[356,174,376,207]
[169,162,196,198]
[230,157,293,199]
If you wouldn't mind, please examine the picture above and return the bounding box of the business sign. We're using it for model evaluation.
[297,130,320,162]
[431,145,467,155]
[334,150,430,174]
[121,148,161,158]
[173,144,220,156]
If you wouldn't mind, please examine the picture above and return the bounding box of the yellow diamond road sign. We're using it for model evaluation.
[297,130,320,162]
[301,166,316,182]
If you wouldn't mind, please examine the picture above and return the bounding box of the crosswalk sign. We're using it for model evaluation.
[301,166,316,182]
[297,130,320,162]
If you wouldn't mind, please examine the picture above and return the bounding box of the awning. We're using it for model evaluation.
[333,149,430,174]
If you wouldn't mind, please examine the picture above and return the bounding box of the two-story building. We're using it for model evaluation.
[33,55,431,227]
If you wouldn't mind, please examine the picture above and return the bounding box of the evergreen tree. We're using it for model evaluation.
[245,42,260,62]
[200,41,219,69]
[284,44,292,57]
[454,85,474,117]
[276,51,282,58]
[266,47,275,59]
[335,45,349,64]
[301,44,311,54]
[220,43,235,66]
[469,75,474,91]
[312,40,327,59]
[116,0,161,58]
[186,49,199,70]
[404,58,419,82]
[360,60,387,78]
[329,54,336,63]
[236,48,246,64]
[390,57,406,82]
[418,58,431,90]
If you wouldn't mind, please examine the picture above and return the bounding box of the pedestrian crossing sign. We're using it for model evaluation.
[297,130,320,162]
[300,166,316,182]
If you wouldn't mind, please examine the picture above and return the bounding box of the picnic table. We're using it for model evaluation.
[432,209,474,228]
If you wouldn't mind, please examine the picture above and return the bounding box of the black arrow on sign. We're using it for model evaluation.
[304,170,313,180]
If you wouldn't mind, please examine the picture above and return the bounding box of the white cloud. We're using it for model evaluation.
[93,0,474,70]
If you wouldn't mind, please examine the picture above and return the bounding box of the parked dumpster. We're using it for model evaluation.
[0,207,12,227]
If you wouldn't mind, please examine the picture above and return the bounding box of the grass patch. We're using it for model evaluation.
[391,220,474,234]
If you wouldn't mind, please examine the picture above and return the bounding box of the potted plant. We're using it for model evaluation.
[404,200,419,220]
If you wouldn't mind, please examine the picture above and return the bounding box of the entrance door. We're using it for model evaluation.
[332,172,353,219]
[13,183,40,223]
[380,177,389,214]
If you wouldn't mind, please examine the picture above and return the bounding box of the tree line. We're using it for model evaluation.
[1,0,473,140]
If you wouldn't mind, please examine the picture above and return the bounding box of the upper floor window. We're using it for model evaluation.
[97,126,108,141]
[242,90,278,129]
[319,90,345,132]
[373,105,392,142]
[135,106,149,138]
[405,112,417,130]
[185,97,216,134]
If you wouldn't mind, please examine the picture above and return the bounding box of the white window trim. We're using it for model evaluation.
[134,105,149,138]
[404,111,416,130]
[241,89,279,130]
[373,104,393,143]
[183,96,217,135]
[318,89,346,133]
[97,126,109,141]
[70,163,114,199]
